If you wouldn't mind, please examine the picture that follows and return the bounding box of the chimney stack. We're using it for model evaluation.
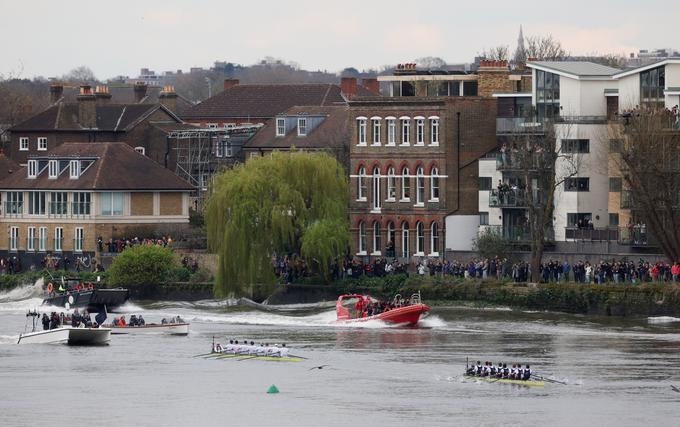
[134,81,148,103]
[361,78,380,95]
[49,83,64,104]
[223,79,239,91]
[77,85,97,128]
[94,85,112,105]
[341,77,358,100]
[159,85,178,113]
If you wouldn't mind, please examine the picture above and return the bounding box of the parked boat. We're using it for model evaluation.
[42,277,129,312]
[336,292,430,326]
[107,322,189,335]
[17,311,111,345]
[464,375,545,388]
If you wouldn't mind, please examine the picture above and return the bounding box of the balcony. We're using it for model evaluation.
[565,227,619,241]
[496,118,544,135]
[496,153,553,171]
[481,225,554,243]
[618,225,657,247]
[555,115,608,125]
[489,189,544,208]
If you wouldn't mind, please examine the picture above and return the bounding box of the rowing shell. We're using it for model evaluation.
[206,353,303,362]
[466,375,544,387]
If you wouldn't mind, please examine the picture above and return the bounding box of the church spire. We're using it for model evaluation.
[514,25,527,65]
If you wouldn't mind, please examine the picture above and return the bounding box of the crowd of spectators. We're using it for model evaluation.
[98,235,173,253]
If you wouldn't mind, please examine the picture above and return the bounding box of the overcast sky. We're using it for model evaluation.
[1,0,677,79]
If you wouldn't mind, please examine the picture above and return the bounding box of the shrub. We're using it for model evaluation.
[107,245,176,288]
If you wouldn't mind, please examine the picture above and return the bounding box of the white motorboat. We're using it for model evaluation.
[107,322,189,336]
[17,311,111,345]
[17,327,70,344]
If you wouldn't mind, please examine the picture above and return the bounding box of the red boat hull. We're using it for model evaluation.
[337,303,430,326]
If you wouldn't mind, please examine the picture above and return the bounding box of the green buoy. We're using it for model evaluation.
[267,384,279,394]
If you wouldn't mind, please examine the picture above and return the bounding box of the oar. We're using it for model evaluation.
[671,384,680,393]
[288,354,307,360]
[237,355,259,361]
[534,374,567,385]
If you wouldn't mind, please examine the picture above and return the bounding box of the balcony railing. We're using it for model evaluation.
[555,115,608,124]
[481,225,554,243]
[3,202,23,217]
[496,118,544,135]
[618,225,656,247]
[496,153,553,171]
[489,189,544,208]
[565,227,619,241]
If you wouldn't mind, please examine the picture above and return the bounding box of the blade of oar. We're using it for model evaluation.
[237,355,258,361]
[534,374,567,385]
[193,352,217,358]
[288,354,307,360]
[671,385,680,393]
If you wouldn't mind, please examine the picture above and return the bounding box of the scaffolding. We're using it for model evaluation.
[169,124,262,210]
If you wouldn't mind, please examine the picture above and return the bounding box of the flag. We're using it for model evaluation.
[95,305,107,325]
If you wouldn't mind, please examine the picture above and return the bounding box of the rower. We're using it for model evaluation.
[475,361,483,376]
[496,362,503,378]
[279,344,288,358]
[510,364,517,379]
[489,362,497,376]
[502,363,509,378]
[483,362,491,377]
[523,365,531,381]
[516,364,524,380]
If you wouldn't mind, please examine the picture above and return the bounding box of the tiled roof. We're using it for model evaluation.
[0,153,20,181]
[245,105,348,150]
[0,142,193,191]
[183,84,372,120]
[59,85,195,116]
[528,61,621,78]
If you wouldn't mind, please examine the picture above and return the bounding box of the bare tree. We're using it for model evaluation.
[525,35,568,61]
[414,57,447,69]
[479,46,510,61]
[61,66,99,84]
[613,107,680,260]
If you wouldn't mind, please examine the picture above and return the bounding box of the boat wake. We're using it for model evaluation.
[647,316,680,324]
[0,278,45,303]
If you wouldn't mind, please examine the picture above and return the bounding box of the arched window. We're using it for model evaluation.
[401,222,410,258]
[357,166,366,200]
[358,221,366,254]
[357,117,367,145]
[372,221,381,254]
[386,221,395,257]
[372,166,381,210]
[386,167,396,200]
[371,118,381,145]
[430,222,440,256]
[430,167,440,201]
[401,167,410,200]
[416,221,425,255]
[416,167,425,205]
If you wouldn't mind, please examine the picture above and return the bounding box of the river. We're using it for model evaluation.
[1,282,679,426]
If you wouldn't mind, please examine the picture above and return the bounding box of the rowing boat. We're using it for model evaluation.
[465,375,544,387]
[205,353,303,362]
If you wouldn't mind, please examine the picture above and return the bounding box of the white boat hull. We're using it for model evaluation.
[109,323,189,335]
[17,327,111,345]
[17,328,70,344]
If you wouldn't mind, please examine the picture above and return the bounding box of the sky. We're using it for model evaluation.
[1,0,677,79]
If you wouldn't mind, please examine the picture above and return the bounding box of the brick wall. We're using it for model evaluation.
[131,192,154,215]
[160,193,183,215]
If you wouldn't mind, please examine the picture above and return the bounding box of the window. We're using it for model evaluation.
[72,192,91,215]
[564,178,590,192]
[640,65,665,107]
[416,167,425,205]
[249,152,259,159]
[28,191,46,215]
[225,142,233,158]
[69,160,80,179]
[28,160,37,178]
[609,139,623,153]
[387,222,395,256]
[224,123,236,129]
[430,118,439,145]
[463,81,478,96]
[387,119,396,145]
[430,222,439,255]
[297,118,307,136]
[609,213,619,227]
[50,192,68,215]
[101,192,124,216]
[416,221,425,255]
[561,139,590,153]
[10,227,18,251]
[215,140,224,158]
[400,118,410,145]
[27,227,35,251]
[276,118,286,136]
[386,167,396,200]
[37,137,47,151]
[372,221,381,255]
[74,227,84,253]
[357,118,367,145]
[401,167,410,200]
[38,227,47,252]
[415,118,425,145]
[134,146,145,155]
[371,119,381,145]
[358,221,366,254]
[48,160,58,179]
[372,167,381,210]
[401,223,410,258]
[54,227,63,252]
[430,167,440,201]
[567,213,592,227]
[536,70,560,119]
[480,212,489,225]
[6,191,23,214]
[207,123,218,129]
[19,137,29,151]
[609,177,622,192]
[479,177,492,191]
[357,166,366,200]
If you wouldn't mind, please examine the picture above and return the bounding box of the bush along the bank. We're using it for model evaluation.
[107,245,176,296]
[332,275,680,316]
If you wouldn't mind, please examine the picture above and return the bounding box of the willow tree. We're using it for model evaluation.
[205,150,349,297]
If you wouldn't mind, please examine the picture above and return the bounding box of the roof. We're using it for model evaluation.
[0,142,193,191]
[613,58,680,79]
[58,85,195,116]
[527,61,621,80]
[0,153,20,181]
[9,103,182,132]
[245,106,348,151]
[182,84,373,120]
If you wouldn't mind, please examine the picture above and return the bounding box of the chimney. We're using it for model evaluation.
[49,83,64,104]
[223,79,239,91]
[361,78,380,95]
[94,85,112,105]
[134,81,148,103]
[77,85,97,128]
[341,77,358,100]
[159,85,178,113]
[477,60,511,97]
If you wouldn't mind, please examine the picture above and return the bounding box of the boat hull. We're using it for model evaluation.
[210,353,303,362]
[17,327,111,345]
[17,328,70,344]
[43,288,130,312]
[338,304,430,326]
[465,375,544,387]
[109,323,189,335]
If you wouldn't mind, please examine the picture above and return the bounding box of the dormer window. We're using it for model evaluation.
[37,137,48,151]
[297,118,307,136]
[48,160,58,179]
[134,147,145,155]
[69,160,80,179]
[27,160,37,178]
[276,118,286,136]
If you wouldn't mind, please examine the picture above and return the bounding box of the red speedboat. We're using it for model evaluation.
[336,292,430,326]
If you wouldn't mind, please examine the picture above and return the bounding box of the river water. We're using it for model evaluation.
[1,282,679,427]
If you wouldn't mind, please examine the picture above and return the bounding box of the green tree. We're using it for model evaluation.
[107,245,175,289]
[206,151,349,297]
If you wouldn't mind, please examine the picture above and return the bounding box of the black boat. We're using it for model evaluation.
[42,277,130,312]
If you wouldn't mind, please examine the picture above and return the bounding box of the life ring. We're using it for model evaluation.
[75,284,83,291]
[88,283,94,290]
[47,283,54,293]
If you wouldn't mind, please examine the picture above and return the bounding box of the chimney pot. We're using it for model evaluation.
[341,77,358,100]
[133,81,148,103]
[50,83,64,104]
[361,78,380,95]
[223,79,239,91]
